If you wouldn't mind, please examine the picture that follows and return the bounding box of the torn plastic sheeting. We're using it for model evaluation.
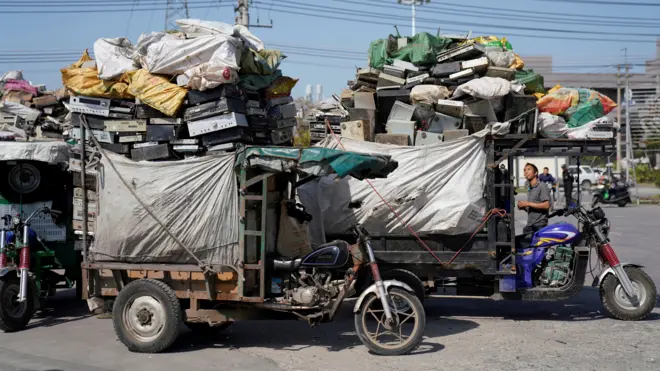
[2,79,38,96]
[298,132,495,245]
[235,146,397,180]
[0,141,70,164]
[240,69,282,91]
[0,101,41,122]
[453,77,512,100]
[265,76,298,99]
[240,49,285,76]
[538,112,569,138]
[93,37,138,80]
[142,33,242,76]
[175,19,265,52]
[183,64,239,91]
[60,50,133,99]
[128,69,187,117]
[90,151,240,265]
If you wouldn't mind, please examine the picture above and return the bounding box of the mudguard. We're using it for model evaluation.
[591,262,644,287]
[353,280,413,313]
[0,267,16,278]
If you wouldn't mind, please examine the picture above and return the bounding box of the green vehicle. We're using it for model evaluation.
[0,141,81,332]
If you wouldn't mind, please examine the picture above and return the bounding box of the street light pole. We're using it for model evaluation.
[398,0,429,36]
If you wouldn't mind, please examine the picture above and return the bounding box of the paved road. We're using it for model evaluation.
[1,206,659,371]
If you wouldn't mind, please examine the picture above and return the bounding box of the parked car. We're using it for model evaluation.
[565,165,600,190]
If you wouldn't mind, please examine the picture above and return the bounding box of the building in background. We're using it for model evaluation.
[523,39,660,148]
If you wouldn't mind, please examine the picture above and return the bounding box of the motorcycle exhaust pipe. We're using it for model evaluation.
[17,225,30,303]
[0,230,7,269]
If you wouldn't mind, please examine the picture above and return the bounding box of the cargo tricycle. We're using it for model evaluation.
[342,136,657,321]
[80,145,426,355]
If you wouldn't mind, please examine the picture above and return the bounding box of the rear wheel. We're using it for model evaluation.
[617,199,628,207]
[0,276,35,332]
[354,287,425,355]
[600,267,656,321]
[113,279,182,353]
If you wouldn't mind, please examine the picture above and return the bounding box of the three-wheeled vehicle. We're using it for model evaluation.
[79,144,426,355]
[0,140,81,332]
[341,136,657,321]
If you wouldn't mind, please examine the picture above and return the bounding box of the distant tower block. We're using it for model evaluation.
[305,84,313,102]
[315,84,323,102]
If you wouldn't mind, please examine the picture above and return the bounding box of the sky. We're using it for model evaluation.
[0,0,658,99]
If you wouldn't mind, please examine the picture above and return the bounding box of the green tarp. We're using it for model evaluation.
[368,33,452,69]
[234,146,398,180]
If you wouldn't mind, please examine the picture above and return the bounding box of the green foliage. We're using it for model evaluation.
[634,165,660,188]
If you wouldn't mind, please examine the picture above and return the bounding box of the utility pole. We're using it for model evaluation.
[623,48,641,205]
[616,64,622,173]
[235,0,273,29]
[165,0,189,31]
[398,0,429,36]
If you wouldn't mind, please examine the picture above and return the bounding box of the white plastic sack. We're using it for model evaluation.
[298,134,492,246]
[538,112,568,138]
[453,77,512,100]
[410,85,450,105]
[182,64,239,91]
[566,116,619,140]
[485,49,515,68]
[1,70,22,82]
[176,19,265,51]
[0,102,41,122]
[133,32,183,64]
[143,34,242,76]
[90,152,240,265]
[93,38,137,80]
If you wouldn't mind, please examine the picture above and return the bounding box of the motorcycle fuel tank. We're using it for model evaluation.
[300,242,350,269]
[531,223,580,248]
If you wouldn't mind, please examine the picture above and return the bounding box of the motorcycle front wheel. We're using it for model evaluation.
[354,287,425,356]
[600,267,657,321]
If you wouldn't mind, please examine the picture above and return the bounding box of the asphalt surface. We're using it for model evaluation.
[1,204,659,371]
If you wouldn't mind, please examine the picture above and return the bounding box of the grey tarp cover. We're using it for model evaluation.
[0,141,70,164]
[298,123,510,246]
[90,152,240,265]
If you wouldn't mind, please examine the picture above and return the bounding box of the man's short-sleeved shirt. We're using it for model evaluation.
[527,181,551,229]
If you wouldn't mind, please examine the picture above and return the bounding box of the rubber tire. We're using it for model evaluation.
[0,277,35,332]
[600,267,657,321]
[0,162,48,204]
[354,287,426,356]
[581,180,592,191]
[112,279,182,353]
[617,199,628,207]
[381,269,426,303]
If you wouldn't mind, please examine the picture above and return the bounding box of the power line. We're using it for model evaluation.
[0,2,232,13]
[341,0,660,28]
[267,0,660,38]
[422,0,660,22]
[252,1,656,43]
[531,0,660,6]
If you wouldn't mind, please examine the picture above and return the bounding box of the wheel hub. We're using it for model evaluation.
[614,280,647,310]
[136,308,153,326]
[123,296,166,342]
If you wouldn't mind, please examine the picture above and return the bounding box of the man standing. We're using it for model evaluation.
[539,167,557,204]
[518,163,551,234]
[561,164,575,206]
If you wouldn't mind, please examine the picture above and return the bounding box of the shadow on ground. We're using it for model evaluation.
[171,303,476,355]
[26,289,93,330]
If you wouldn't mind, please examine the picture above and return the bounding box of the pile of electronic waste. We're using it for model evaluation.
[330,32,619,146]
[62,19,299,161]
[0,70,71,141]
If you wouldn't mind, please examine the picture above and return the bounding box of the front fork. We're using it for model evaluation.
[365,240,394,322]
[0,230,7,269]
[17,225,30,302]
[599,242,639,304]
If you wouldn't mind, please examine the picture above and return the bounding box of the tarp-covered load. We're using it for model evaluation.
[90,152,239,265]
[90,146,399,265]
[298,130,496,246]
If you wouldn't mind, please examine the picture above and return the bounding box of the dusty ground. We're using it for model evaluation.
[1,204,659,371]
